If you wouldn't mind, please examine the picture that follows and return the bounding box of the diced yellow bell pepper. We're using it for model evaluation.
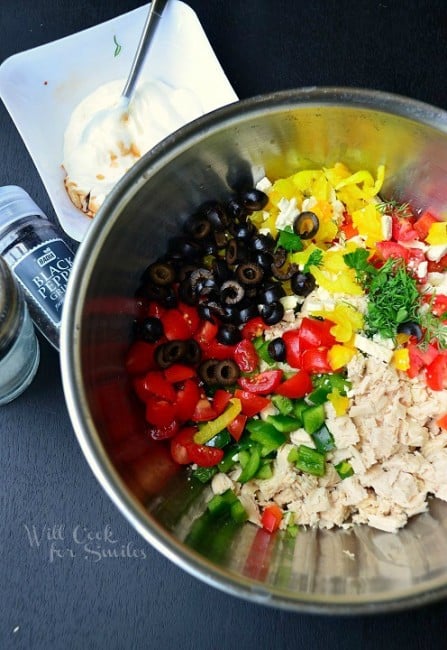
[426,222,447,246]
[310,266,364,295]
[392,348,410,371]
[328,388,350,416]
[351,203,383,247]
[328,344,357,371]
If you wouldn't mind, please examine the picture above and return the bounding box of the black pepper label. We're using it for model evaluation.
[12,238,74,327]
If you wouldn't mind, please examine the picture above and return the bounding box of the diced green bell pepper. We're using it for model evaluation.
[218,447,238,473]
[335,460,354,479]
[295,444,326,477]
[206,429,231,448]
[287,446,299,464]
[192,466,218,484]
[302,404,325,434]
[292,398,308,424]
[253,337,275,366]
[307,386,330,406]
[271,394,294,415]
[246,419,286,453]
[311,423,336,454]
[207,489,238,517]
[238,446,261,483]
[230,500,248,523]
[266,414,301,433]
[255,460,273,480]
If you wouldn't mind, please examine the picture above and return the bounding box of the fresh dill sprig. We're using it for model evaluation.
[419,295,447,349]
[303,249,323,273]
[375,199,411,216]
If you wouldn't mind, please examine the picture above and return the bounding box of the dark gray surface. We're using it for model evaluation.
[1,1,447,648]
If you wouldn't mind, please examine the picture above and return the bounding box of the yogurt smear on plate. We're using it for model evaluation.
[63,79,204,217]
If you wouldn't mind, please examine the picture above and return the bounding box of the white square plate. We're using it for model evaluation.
[0,1,238,241]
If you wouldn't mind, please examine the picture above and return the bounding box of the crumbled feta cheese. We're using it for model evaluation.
[381,214,393,240]
[426,244,447,262]
[276,197,299,230]
[280,295,300,311]
[256,176,272,192]
[354,333,394,362]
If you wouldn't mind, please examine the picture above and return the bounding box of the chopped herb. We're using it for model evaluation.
[366,260,420,339]
[303,248,324,273]
[276,226,303,252]
[376,199,411,216]
[113,35,122,57]
[419,299,447,349]
[343,248,376,284]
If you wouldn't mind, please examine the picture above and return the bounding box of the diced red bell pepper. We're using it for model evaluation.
[195,320,219,346]
[126,340,158,375]
[147,419,180,441]
[238,369,283,395]
[143,370,177,402]
[339,212,359,240]
[212,389,233,416]
[298,317,336,351]
[282,329,301,368]
[234,389,271,417]
[175,379,201,422]
[234,339,259,372]
[261,504,283,533]
[300,348,332,374]
[177,302,200,336]
[145,396,177,427]
[414,210,439,240]
[147,302,166,319]
[163,308,194,340]
[227,413,247,441]
[274,370,313,399]
[391,215,417,243]
[163,364,196,383]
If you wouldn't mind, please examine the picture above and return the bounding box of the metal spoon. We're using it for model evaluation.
[121,0,169,102]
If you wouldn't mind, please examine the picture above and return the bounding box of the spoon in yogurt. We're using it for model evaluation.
[121,0,169,103]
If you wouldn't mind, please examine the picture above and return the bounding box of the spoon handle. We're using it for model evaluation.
[121,0,169,101]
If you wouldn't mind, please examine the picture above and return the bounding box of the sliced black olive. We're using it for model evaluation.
[254,251,275,273]
[291,271,316,297]
[155,340,187,368]
[183,214,212,240]
[183,339,202,365]
[259,301,285,325]
[226,238,247,265]
[236,262,264,286]
[198,359,219,385]
[215,359,240,386]
[178,264,198,282]
[139,316,164,343]
[238,301,259,323]
[190,268,215,296]
[267,337,286,362]
[397,321,423,340]
[147,262,176,286]
[198,303,216,322]
[213,258,232,283]
[220,280,245,305]
[271,262,299,280]
[257,281,286,303]
[214,230,228,249]
[220,304,242,324]
[168,237,202,262]
[231,221,256,241]
[217,324,242,345]
[143,284,177,308]
[201,201,229,230]
[178,278,197,305]
[250,233,276,253]
[241,188,269,212]
[293,211,319,240]
[272,247,287,268]
[226,197,248,221]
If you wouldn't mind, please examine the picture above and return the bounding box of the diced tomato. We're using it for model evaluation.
[164,364,196,383]
[195,320,219,346]
[163,309,194,340]
[125,340,158,375]
[178,302,200,336]
[145,396,177,427]
[274,370,313,399]
[436,413,447,430]
[414,210,439,240]
[298,317,336,351]
[234,389,271,417]
[212,389,232,415]
[234,339,258,372]
[192,397,217,422]
[282,329,301,368]
[426,354,447,391]
[391,216,417,243]
[429,294,447,318]
[375,240,409,263]
[147,420,180,441]
[406,341,439,379]
[143,370,177,402]
[170,427,223,467]
[238,370,283,395]
[147,302,166,319]
[300,348,332,374]
[241,317,267,340]
[427,254,447,273]
[227,414,247,441]
[175,379,201,422]
[261,504,283,533]
[170,426,197,464]
[339,212,358,240]
[201,339,237,361]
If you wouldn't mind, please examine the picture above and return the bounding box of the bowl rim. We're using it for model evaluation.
[60,86,447,614]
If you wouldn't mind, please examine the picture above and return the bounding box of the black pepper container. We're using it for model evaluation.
[0,186,76,350]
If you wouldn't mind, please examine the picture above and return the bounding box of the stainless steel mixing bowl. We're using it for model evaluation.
[60,87,447,614]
